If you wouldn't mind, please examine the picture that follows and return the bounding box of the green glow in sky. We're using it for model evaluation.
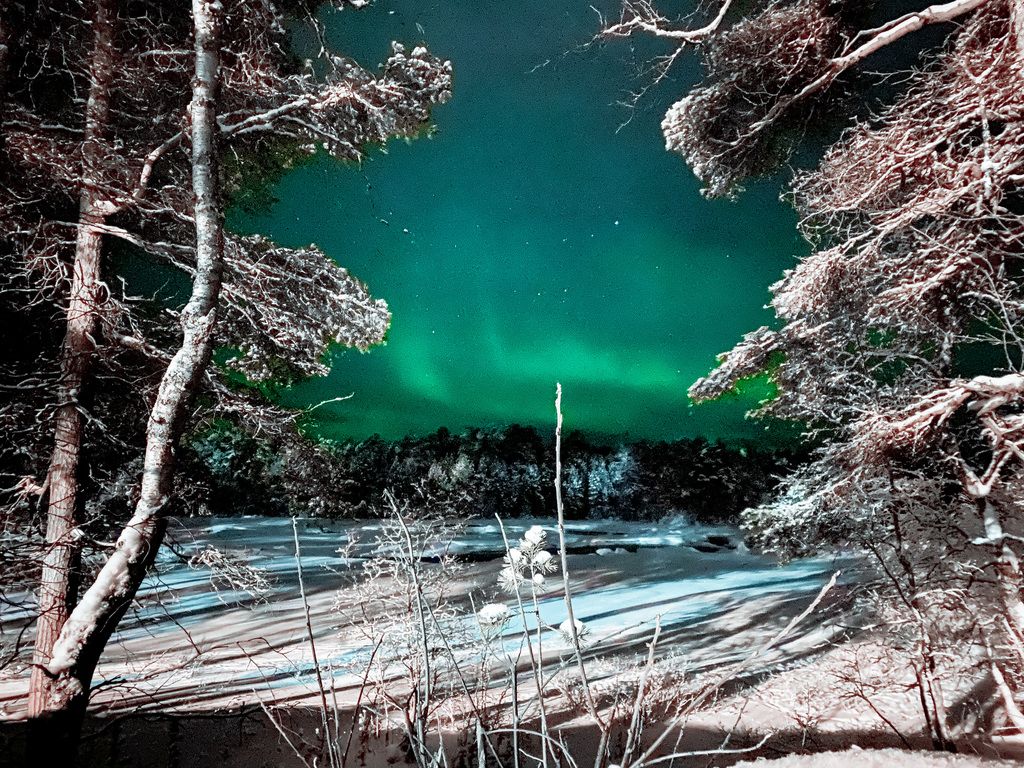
[228,0,805,444]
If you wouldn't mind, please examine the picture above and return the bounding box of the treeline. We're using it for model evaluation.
[185,423,800,523]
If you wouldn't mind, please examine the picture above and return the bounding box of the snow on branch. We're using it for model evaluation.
[219,42,452,161]
[602,0,734,43]
[771,246,851,321]
[640,0,992,197]
[698,5,1024,427]
[796,5,1024,234]
[688,325,779,402]
[218,236,391,381]
[660,1,844,197]
[846,373,1024,466]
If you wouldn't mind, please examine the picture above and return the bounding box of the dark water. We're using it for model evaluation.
[228,1,805,444]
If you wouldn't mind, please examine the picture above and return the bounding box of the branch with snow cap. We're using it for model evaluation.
[688,326,779,403]
[846,373,1024,466]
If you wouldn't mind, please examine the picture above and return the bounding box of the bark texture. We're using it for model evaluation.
[27,0,225,756]
[28,0,117,722]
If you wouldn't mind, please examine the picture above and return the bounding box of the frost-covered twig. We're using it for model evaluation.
[292,517,338,768]
[621,615,662,768]
[628,572,840,768]
[554,383,606,744]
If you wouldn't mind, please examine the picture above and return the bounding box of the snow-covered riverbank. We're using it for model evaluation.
[0,516,855,718]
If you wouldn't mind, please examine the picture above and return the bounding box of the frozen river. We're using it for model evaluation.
[0,515,856,717]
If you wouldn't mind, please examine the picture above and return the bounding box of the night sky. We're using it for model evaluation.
[228,0,806,444]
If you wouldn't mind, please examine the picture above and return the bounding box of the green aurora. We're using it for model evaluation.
[227,1,806,445]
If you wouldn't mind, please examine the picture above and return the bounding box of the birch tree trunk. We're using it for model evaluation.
[978,497,1024,643]
[27,0,225,757]
[28,0,117,721]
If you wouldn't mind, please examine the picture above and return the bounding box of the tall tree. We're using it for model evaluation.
[30,0,227,743]
[607,0,1024,735]
[28,0,117,719]
[0,0,451,754]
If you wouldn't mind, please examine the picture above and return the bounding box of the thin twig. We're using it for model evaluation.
[554,383,606,740]
[292,517,337,768]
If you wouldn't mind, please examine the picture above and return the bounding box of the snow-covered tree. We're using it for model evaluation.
[607,0,1024,736]
[0,0,450,754]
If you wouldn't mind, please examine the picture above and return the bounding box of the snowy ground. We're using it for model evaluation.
[731,748,1021,767]
[6,519,1023,766]
[0,515,855,717]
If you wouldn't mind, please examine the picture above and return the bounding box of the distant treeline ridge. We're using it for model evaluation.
[186,424,801,522]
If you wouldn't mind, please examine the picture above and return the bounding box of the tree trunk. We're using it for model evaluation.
[0,4,11,97]
[27,0,225,758]
[28,0,116,725]
[978,498,1024,641]
[1010,0,1024,65]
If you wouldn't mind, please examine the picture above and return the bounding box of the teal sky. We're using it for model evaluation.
[228,0,806,444]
